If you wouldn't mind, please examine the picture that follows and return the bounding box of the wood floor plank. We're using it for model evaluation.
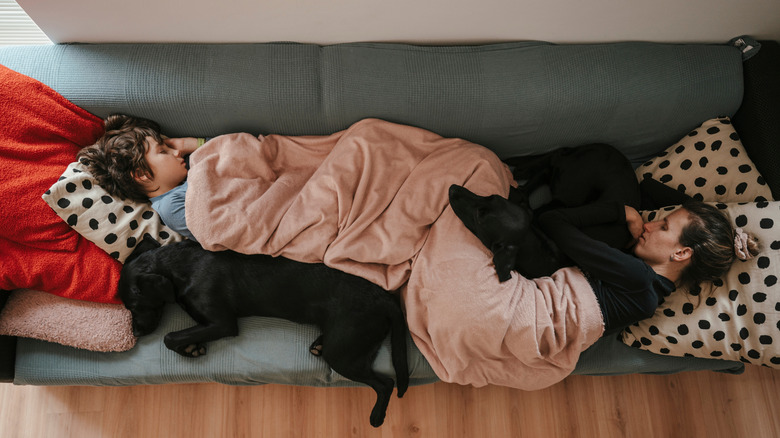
[0,365,778,438]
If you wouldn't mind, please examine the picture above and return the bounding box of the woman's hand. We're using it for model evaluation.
[624,205,644,247]
[164,137,199,155]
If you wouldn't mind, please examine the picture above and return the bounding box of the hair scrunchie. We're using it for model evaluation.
[734,228,753,261]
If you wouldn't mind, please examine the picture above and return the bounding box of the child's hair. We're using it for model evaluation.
[77,114,164,202]
[678,200,760,290]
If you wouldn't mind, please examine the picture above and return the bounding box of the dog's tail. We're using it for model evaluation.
[389,295,410,398]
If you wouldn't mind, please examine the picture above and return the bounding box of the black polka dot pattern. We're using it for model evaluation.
[41,161,185,263]
[638,117,772,203]
[622,202,780,369]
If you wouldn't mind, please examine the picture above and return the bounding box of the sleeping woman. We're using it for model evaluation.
[538,178,760,335]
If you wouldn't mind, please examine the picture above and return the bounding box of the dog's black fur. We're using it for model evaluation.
[449,143,640,281]
[119,236,409,427]
[506,143,640,248]
[448,184,565,280]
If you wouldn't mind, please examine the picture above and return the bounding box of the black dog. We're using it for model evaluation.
[119,236,409,428]
[449,144,639,281]
[448,184,566,280]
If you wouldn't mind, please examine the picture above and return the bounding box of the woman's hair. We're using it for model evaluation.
[677,200,759,290]
[77,114,164,202]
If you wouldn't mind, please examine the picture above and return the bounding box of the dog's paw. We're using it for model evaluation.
[181,344,207,357]
[369,409,386,428]
[309,337,323,357]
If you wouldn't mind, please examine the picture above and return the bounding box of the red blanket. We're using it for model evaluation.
[0,64,122,303]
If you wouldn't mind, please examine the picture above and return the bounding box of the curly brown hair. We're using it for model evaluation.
[77,114,164,202]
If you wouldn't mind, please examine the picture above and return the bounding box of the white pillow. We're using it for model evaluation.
[42,161,184,263]
[636,117,774,203]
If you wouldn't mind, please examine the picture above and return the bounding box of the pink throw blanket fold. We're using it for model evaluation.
[187,118,511,290]
[186,118,604,389]
[403,207,605,389]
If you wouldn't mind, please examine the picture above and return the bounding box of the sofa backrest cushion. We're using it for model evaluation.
[0,41,743,167]
[733,40,780,199]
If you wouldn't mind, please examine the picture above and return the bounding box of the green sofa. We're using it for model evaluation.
[1,37,778,386]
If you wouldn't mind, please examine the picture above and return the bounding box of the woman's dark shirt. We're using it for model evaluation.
[537,177,692,335]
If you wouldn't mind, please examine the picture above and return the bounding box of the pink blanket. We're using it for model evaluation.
[403,212,604,388]
[187,118,604,389]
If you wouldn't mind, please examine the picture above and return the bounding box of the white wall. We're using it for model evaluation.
[19,0,780,44]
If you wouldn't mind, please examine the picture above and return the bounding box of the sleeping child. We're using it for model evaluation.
[77,114,207,241]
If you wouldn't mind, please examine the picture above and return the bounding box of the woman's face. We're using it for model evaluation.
[633,207,692,265]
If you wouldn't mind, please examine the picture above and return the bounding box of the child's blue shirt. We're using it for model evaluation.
[150,181,195,241]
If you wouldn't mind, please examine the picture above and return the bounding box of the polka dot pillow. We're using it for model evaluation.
[42,161,185,263]
[621,201,780,368]
[636,117,774,203]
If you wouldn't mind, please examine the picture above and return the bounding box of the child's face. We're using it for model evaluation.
[140,136,189,196]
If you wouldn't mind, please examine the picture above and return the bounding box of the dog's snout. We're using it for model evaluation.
[448,184,461,199]
[449,184,475,202]
[131,323,148,337]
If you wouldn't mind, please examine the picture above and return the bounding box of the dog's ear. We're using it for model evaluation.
[134,273,175,304]
[491,242,518,282]
[507,186,530,206]
[125,234,162,264]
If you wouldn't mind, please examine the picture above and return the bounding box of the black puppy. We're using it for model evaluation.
[448,184,565,280]
[449,144,639,281]
[119,236,409,428]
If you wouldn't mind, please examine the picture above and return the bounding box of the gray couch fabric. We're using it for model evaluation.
[0,41,747,386]
[0,41,742,163]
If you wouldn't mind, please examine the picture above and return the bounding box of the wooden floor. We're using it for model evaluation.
[1,365,778,438]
